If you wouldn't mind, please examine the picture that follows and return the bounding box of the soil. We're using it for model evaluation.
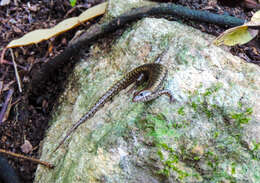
[0,0,259,182]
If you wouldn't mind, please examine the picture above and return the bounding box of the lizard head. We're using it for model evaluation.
[132,90,152,102]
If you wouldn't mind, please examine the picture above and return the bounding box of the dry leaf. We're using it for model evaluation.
[214,10,260,46]
[3,99,12,122]
[21,139,33,154]
[246,10,260,26]
[2,89,13,122]
[213,25,256,46]
[78,2,107,22]
[7,2,107,48]
[0,0,10,6]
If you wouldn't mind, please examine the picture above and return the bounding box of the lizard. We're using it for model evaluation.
[53,61,174,152]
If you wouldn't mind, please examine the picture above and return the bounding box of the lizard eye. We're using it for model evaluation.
[138,91,151,98]
[132,90,152,102]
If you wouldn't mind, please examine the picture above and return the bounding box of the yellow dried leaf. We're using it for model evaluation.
[213,26,254,46]
[51,17,79,34]
[78,2,107,22]
[214,10,260,46]
[6,2,108,48]
[7,29,53,48]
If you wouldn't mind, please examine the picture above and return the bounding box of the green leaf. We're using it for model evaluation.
[70,0,77,7]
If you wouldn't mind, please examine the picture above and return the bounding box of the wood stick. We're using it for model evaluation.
[0,149,54,169]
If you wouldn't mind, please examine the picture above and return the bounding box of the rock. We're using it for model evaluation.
[104,0,155,20]
[34,1,260,183]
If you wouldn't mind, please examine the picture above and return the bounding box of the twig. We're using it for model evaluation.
[1,58,27,70]
[0,47,7,64]
[0,89,14,124]
[0,81,3,94]
[10,49,22,93]
[11,97,22,106]
[0,148,54,169]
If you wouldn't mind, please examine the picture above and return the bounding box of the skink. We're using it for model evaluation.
[54,63,173,152]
